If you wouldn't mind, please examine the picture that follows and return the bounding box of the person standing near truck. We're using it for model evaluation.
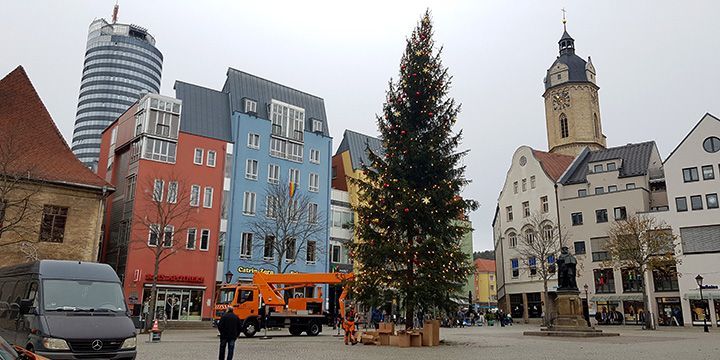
[342,308,358,345]
[218,306,241,360]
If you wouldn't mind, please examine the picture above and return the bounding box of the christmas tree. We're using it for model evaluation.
[349,11,477,329]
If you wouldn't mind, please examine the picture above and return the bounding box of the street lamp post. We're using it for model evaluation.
[225,271,233,284]
[695,275,709,333]
[583,284,590,327]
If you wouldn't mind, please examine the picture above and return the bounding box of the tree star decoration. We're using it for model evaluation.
[422,197,431,204]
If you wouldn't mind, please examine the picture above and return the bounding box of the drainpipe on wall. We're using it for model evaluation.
[96,185,109,262]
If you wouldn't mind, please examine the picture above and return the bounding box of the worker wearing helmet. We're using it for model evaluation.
[342,306,358,345]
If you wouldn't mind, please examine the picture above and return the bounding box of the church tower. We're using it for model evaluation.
[543,19,606,156]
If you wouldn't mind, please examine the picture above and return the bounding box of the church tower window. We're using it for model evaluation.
[560,114,569,138]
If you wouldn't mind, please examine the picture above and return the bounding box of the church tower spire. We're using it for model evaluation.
[542,13,606,156]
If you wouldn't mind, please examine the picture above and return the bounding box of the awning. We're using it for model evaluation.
[683,289,720,300]
[590,294,643,302]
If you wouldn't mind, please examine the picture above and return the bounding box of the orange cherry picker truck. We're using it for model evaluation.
[213,272,353,337]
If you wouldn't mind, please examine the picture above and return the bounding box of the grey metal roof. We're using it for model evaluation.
[222,68,329,137]
[544,30,591,90]
[336,129,384,170]
[174,81,232,142]
[560,141,657,185]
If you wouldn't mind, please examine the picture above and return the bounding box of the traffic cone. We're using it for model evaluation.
[151,319,160,332]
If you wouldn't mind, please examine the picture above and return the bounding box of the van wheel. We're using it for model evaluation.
[243,320,258,338]
[289,326,303,336]
[306,321,321,336]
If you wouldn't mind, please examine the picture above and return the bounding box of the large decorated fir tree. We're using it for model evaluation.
[350,11,477,328]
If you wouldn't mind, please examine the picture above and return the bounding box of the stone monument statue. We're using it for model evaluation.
[556,246,578,291]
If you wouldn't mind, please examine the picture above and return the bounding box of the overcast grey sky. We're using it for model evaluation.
[2,1,719,252]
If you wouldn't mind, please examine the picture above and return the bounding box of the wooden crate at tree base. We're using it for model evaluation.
[397,332,411,348]
[389,334,400,346]
[379,322,395,334]
[409,331,422,347]
[430,319,440,346]
[379,333,391,346]
[422,322,434,346]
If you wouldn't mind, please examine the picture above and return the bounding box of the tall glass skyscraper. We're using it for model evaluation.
[71,15,162,169]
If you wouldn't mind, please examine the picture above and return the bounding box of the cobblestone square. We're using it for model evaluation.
[137,325,720,360]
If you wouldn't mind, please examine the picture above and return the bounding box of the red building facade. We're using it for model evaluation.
[98,93,228,321]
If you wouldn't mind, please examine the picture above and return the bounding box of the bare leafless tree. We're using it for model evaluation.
[248,182,326,274]
[0,130,43,261]
[132,174,196,330]
[604,214,679,330]
[515,212,566,326]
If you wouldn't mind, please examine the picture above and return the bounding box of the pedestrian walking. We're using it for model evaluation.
[218,306,241,360]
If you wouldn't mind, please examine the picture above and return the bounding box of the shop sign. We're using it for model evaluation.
[236,266,299,275]
[145,274,204,284]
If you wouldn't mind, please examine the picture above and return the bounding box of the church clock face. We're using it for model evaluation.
[552,90,571,110]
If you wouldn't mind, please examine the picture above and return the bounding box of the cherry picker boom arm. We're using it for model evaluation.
[252,272,354,315]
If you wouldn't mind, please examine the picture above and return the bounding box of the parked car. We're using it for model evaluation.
[0,260,137,359]
[0,335,47,360]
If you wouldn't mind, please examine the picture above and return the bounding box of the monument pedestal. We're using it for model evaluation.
[524,290,619,337]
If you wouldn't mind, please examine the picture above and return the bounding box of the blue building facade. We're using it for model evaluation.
[223,68,332,282]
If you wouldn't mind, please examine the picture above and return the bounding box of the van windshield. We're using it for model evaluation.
[217,289,235,305]
[43,280,127,312]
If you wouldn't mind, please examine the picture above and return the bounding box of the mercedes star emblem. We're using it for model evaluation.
[91,339,103,351]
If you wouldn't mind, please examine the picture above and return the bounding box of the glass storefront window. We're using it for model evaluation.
[715,300,720,326]
[595,301,622,325]
[509,294,524,319]
[594,269,616,293]
[656,297,683,326]
[690,299,710,326]
[142,287,204,321]
[622,300,645,325]
[526,292,542,318]
[621,269,643,293]
[652,267,679,292]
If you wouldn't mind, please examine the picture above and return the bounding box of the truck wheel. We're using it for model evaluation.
[306,321,321,336]
[243,320,258,338]
[289,326,303,336]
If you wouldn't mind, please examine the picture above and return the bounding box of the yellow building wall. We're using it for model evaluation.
[475,271,498,305]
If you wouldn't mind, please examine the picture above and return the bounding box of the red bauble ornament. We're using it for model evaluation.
[416,91,420,96]
[428,112,433,116]
[404,208,410,213]
[401,130,406,135]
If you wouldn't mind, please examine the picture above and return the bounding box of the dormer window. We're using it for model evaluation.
[593,164,603,173]
[606,162,617,171]
[312,119,323,133]
[244,99,257,114]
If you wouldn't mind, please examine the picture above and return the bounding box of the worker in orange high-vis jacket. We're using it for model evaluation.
[342,307,358,345]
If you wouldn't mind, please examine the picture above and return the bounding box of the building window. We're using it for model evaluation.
[613,207,627,220]
[594,269,616,293]
[207,150,216,167]
[194,148,203,165]
[39,205,68,243]
[591,237,610,262]
[529,257,537,276]
[522,201,530,217]
[596,209,608,223]
[593,164,604,173]
[243,192,256,215]
[266,196,278,218]
[331,166,337,179]
[703,136,720,153]
[306,241,316,263]
[608,185,618,192]
[161,182,175,206]
[595,187,604,195]
[530,175,536,189]
[560,114,569,138]
[578,189,587,197]
[571,212,583,226]
[245,159,259,180]
[203,187,213,208]
[264,236,275,260]
[186,228,197,250]
[707,193,719,209]
[682,167,699,182]
[621,268,643,293]
[309,173,320,192]
[508,232,517,248]
[574,241,586,255]
[522,178,527,192]
[148,225,159,247]
[268,164,280,184]
[126,175,136,201]
[506,206,513,222]
[652,267,679,292]
[702,165,715,180]
[190,185,200,207]
[151,179,164,202]
[690,195,703,210]
[331,244,341,263]
[513,181,518,194]
[312,119,323,133]
[675,197,688,212]
[270,137,285,158]
[270,100,305,141]
[248,133,260,149]
[626,183,636,190]
[524,228,535,244]
[143,138,177,163]
[244,99,257,113]
[218,232,225,260]
[607,162,617,171]
[285,238,296,261]
[511,258,519,278]
[163,225,174,247]
[289,168,300,186]
[287,142,304,162]
[308,203,318,223]
[540,196,549,213]
[310,149,320,164]
[240,233,252,258]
